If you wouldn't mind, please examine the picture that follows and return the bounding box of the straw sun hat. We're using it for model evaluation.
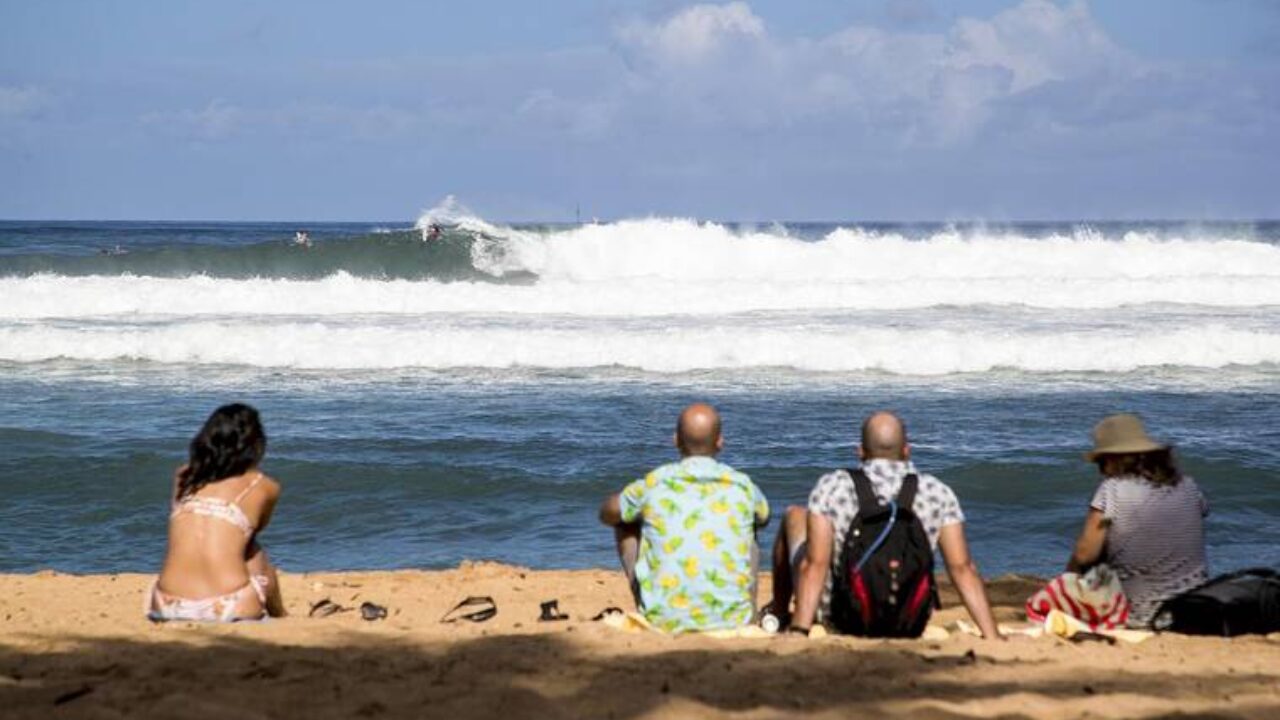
[1084,413,1168,461]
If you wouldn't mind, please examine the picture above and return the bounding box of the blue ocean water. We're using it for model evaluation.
[1,214,1278,577]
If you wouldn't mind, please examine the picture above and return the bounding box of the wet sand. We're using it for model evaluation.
[2,563,1279,719]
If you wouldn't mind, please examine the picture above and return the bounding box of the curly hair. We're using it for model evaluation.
[1096,447,1181,486]
[175,403,267,500]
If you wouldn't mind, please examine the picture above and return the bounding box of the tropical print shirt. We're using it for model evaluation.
[620,456,770,633]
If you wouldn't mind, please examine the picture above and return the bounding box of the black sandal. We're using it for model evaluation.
[591,606,624,622]
[308,598,351,618]
[440,596,497,623]
[360,601,389,621]
[539,600,569,622]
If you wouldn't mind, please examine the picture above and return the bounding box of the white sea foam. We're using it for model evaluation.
[1,320,1277,373]
[4,212,1279,375]
[4,232,1280,320]
[2,272,1278,320]
[422,215,1280,283]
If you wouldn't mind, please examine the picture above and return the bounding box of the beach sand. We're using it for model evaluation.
[2,563,1279,719]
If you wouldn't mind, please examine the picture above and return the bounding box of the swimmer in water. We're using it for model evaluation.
[425,224,443,242]
[293,230,311,248]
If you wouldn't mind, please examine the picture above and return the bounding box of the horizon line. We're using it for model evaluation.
[2,215,1278,226]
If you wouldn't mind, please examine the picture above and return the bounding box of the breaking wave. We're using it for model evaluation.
[2,207,1278,375]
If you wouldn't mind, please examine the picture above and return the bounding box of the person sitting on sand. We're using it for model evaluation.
[148,403,286,622]
[769,411,1000,638]
[599,403,770,633]
[1068,413,1208,627]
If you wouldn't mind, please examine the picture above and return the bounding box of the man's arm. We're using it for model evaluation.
[1067,508,1107,573]
[790,511,833,632]
[937,523,1001,639]
[599,493,623,526]
[753,483,771,529]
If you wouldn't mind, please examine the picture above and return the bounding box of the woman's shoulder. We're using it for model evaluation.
[254,471,282,497]
[1092,474,1154,506]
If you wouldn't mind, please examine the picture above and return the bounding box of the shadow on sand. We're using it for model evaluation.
[2,628,1279,719]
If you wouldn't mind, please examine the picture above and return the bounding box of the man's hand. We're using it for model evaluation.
[599,493,623,526]
[938,523,1002,639]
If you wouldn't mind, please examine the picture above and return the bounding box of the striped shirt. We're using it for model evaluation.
[1091,474,1209,626]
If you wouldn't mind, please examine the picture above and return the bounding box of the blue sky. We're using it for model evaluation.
[1,0,1277,221]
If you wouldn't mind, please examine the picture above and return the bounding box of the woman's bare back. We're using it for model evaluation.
[155,470,280,617]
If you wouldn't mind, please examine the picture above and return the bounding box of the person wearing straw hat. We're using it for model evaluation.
[1067,413,1209,627]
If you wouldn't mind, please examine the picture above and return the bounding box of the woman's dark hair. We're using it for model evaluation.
[1096,448,1181,486]
[176,403,267,499]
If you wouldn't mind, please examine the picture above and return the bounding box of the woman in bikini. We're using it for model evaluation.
[149,403,287,621]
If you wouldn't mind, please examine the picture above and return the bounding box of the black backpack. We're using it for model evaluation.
[829,469,938,638]
[1151,568,1280,636]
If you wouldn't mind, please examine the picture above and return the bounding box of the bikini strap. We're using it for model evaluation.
[232,473,263,504]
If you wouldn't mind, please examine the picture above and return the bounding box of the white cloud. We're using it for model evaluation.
[609,0,1139,144]
[141,99,243,141]
[139,100,425,142]
[516,90,617,138]
[126,1,1272,158]
[0,85,51,119]
[619,2,766,67]
[945,0,1128,92]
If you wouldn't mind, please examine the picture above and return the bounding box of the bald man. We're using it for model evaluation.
[769,411,1000,638]
[600,403,770,633]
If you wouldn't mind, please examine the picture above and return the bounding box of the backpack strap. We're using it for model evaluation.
[846,469,882,517]
[896,474,920,511]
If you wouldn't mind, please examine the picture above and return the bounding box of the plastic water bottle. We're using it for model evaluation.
[760,612,780,634]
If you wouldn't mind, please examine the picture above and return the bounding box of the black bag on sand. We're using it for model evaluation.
[829,470,938,638]
[1151,568,1280,636]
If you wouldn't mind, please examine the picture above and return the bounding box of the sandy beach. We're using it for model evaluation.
[1,564,1277,719]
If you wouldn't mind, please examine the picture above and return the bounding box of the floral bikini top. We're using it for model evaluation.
[170,473,262,537]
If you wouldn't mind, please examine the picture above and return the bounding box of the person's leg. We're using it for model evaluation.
[767,506,810,623]
[614,523,642,609]
[245,540,286,617]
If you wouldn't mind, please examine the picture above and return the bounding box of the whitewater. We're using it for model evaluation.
[1,215,1278,378]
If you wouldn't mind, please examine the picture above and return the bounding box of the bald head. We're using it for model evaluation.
[859,411,909,461]
[675,403,723,457]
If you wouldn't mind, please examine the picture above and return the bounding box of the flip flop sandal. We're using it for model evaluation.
[308,598,351,618]
[440,596,497,623]
[591,606,625,622]
[1068,631,1117,645]
[539,599,569,622]
[360,601,389,621]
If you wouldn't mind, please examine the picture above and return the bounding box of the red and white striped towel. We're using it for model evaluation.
[1026,565,1131,630]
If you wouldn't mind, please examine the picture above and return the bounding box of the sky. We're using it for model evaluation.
[1,0,1277,222]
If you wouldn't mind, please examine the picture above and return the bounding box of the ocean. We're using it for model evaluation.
[2,211,1278,578]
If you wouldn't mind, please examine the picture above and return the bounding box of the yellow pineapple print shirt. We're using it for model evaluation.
[620,456,770,633]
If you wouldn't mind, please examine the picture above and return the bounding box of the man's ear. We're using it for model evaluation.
[857,445,867,461]
[902,443,912,461]
[715,434,724,452]
[673,432,681,452]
